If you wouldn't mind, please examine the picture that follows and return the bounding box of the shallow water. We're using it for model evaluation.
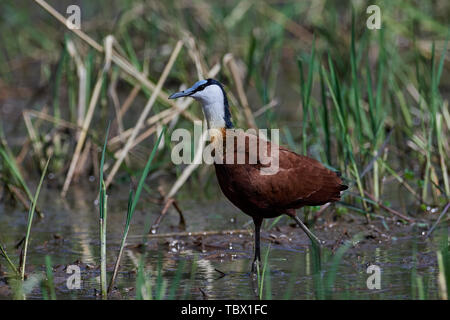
[0,182,445,300]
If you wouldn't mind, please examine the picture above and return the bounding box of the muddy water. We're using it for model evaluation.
[0,182,445,300]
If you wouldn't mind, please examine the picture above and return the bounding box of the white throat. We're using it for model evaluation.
[202,101,226,129]
[191,85,226,129]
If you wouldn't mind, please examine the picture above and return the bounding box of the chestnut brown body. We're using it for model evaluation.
[213,130,347,220]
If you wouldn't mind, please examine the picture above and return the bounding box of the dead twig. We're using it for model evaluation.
[61,36,113,197]
[165,128,208,200]
[104,40,183,189]
[426,202,450,238]
[224,53,257,130]
[150,188,186,234]
[364,191,415,223]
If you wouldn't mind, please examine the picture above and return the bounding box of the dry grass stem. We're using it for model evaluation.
[104,40,183,189]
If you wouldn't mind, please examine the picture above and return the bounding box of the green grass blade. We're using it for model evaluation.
[325,234,362,298]
[108,126,166,294]
[44,255,56,300]
[131,126,166,215]
[0,242,19,276]
[20,156,50,280]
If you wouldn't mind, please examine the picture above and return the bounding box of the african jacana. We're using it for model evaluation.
[169,79,348,272]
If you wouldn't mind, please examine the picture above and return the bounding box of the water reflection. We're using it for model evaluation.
[0,186,444,299]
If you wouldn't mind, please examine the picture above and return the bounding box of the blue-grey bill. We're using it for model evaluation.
[168,91,190,99]
[168,79,208,99]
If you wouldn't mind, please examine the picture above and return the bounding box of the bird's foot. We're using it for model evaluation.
[251,259,261,275]
[313,239,325,249]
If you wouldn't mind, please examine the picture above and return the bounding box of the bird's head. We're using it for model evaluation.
[169,79,233,129]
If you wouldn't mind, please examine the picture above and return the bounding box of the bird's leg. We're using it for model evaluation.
[292,215,322,248]
[292,215,323,269]
[251,217,263,273]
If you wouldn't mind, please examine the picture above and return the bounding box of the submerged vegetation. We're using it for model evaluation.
[0,0,448,299]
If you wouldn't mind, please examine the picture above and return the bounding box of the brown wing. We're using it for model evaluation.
[267,146,347,206]
[214,131,347,215]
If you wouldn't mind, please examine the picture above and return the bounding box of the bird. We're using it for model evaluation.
[169,78,348,272]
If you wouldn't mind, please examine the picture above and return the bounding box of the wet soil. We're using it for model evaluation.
[0,183,445,300]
